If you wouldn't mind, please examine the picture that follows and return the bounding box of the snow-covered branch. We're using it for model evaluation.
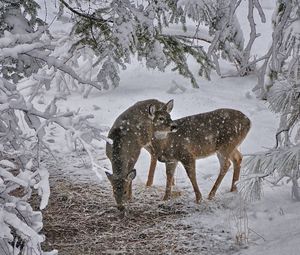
[26,51,104,91]
[0,2,111,253]
[239,0,265,76]
[179,0,246,76]
[241,3,300,201]
[254,0,296,98]
[1,69,109,253]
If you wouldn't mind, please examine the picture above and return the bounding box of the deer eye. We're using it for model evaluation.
[158,117,165,121]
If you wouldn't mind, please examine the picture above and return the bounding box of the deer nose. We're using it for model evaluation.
[171,123,178,132]
[117,204,125,211]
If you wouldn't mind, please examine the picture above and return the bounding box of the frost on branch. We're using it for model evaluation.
[238,144,300,202]
[0,76,50,254]
[253,0,299,98]
[0,2,109,253]
[0,1,103,100]
[239,80,300,202]
[239,1,300,200]
[0,73,108,254]
[179,0,246,75]
[179,0,268,76]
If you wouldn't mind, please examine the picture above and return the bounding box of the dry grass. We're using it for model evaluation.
[34,176,239,255]
[37,179,187,254]
[33,152,240,255]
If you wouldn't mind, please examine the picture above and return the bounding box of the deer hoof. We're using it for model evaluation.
[230,187,237,192]
[146,182,153,187]
[163,194,171,201]
[208,194,215,200]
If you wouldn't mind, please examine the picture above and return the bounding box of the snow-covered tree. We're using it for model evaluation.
[179,0,245,75]
[0,77,109,255]
[178,0,267,76]
[238,0,300,202]
[25,0,266,96]
[0,1,109,254]
[252,0,300,98]
[0,0,45,82]
[57,0,215,89]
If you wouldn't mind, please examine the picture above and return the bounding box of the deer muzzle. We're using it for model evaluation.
[117,204,125,211]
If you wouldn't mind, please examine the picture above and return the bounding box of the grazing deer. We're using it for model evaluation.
[105,99,176,211]
[148,108,251,203]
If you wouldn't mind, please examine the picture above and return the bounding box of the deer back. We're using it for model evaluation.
[152,108,251,161]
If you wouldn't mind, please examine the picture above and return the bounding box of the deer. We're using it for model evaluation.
[147,108,251,203]
[105,99,176,211]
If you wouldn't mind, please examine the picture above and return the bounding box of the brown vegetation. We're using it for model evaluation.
[34,152,240,255]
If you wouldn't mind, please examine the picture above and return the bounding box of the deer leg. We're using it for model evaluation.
[182,159,202,203]
[208,153,231,200]
[163,161,178,200]
[128,181,133,200]
[230,149,242,192]
[127,150,140,200]
[171,175,175,186]
[146,154,158,187]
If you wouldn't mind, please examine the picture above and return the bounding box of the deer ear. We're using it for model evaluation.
[165,99,174,113]
[126,169,136,181]
[148,104,156,119]
[105,171,113,182]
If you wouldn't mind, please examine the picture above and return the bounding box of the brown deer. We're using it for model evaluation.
[148,108,251,203]
[105,99,176,211]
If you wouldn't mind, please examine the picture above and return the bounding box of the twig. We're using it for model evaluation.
[248,227,266,241]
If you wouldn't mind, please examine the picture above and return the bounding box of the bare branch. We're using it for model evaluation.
[253,0,266,23]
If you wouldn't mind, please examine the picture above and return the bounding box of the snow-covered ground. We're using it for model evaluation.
[48,62,300,254]
[55,65,300,255]
[34,1,300,254]
[46,59,300,254]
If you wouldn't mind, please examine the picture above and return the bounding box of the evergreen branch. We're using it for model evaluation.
[170,34,212,44]
[163,26,213,44]
[59,0,112,24]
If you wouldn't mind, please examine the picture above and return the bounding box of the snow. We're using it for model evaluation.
[46,56,300,254]
[0,42,45,59]
[3,0,300,254]
[238,184,300,255]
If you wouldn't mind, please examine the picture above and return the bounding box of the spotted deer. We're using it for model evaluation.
[105,99,176,211]
[148,108,251,203]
